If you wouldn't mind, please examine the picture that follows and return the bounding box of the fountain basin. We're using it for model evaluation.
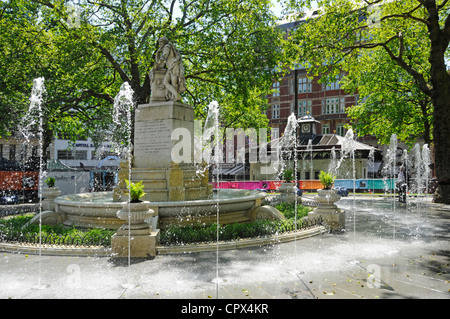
[54,189,270,229]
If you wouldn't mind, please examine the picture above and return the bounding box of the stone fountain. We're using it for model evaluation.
[51,37,280,257]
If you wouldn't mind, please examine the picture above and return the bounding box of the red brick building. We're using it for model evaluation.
[266,17,378,148]
[267,67,360,142]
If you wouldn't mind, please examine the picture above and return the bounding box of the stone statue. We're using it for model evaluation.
[150,37,186,101]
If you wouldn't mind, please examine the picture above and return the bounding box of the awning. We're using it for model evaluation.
[212,164,246,176]
[47,159,78,171]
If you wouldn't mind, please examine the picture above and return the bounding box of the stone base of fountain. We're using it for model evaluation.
[130,163,212,202]
[111,228,160,258]
[308,189,345,231]
[111,201,160,257]
[115,161,213,203]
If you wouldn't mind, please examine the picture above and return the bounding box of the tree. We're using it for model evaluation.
[283,0,450,203]
[342,46,434,147]
[1,0,283,161]
[1,0,119,160]
[0,1,47,139]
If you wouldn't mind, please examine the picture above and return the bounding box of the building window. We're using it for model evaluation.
[298,100,312,117]
[298,77,311,93]
[337,124,345,136]
[74,150,87,160]
[271,127,280,148]
[322,125,330,134]
[322,74,341,90]
[272,104,280,119]
[340,97,346,113]
[322,98,345,114]
[57,150,72,160]
[272,82,280,97]
[290,80,294,94]
[57,149,88,160]
[290,101,294,115]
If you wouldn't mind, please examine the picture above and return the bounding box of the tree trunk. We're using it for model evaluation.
[431,83,450,204]
[41,124,53,171]
[424,1,450,204]
[419,98,432,147]
[428,42,450,203]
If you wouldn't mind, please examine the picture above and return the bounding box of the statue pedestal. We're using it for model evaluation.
[125,101,212,202]
[133,101,194,168]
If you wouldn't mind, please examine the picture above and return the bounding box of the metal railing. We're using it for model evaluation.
[0,204,39,218]
[0,230,111,247]
[300,197,319,207]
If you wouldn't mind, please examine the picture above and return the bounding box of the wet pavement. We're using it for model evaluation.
[1,197,449,303]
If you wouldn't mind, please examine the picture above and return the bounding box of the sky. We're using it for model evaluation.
[271,0,319,19]
[271,0,284,17]
[170,1,318,20]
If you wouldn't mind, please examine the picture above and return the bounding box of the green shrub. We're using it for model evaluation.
[0,214,114,246]
[159,203,315,246]
[45,177,55,187]
[1,203,318,247]
[125,179,146,202]
[160,220,278,246]
[283,169,294,182]
[318,171,335,190]
[275,203,312,219]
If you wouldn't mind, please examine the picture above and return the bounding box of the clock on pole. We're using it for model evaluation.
[298,112,320,141]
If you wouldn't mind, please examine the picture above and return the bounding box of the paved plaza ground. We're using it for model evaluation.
[1,197,449,307]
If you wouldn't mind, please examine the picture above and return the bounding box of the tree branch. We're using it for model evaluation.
[379,3,429,26]
[0,0,12,20]
[181,0,211,28]
[32,0,131,85]
[186,74,228,89]
[437,0,449,10]
[381,42,431,97]
[444,11,450,42]
[97,45,131,83]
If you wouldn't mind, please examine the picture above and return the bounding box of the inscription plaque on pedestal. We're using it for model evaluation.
[134,119,172,158]
[133,102,194,168]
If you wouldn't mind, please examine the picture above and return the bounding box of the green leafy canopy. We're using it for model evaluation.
[1,0,285,152]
